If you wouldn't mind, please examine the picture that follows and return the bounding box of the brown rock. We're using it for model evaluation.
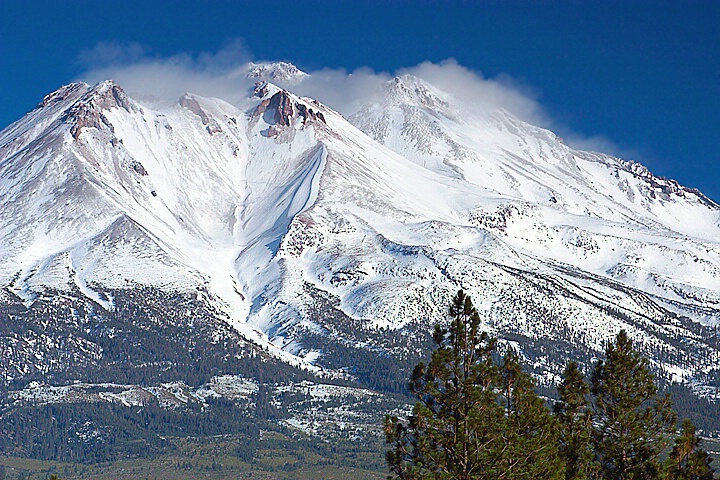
[269,90,294,126]
[69,82,132,139]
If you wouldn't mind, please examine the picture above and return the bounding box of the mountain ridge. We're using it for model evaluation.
[2,69,720,412]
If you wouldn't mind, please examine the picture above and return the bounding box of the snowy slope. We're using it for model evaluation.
[2,66,720,394]
[347,75,720,323]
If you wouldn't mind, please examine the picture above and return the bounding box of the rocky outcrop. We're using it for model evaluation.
[253,82,270,98]
[617,158,718,208]
[179,95,210,125]
[179,94,222,134]
[254,90,327,128]
[39,82,88,108]
[68,82,133,139]
[270,90,294,127]
[130,161,148,176]
[296,103,326,124]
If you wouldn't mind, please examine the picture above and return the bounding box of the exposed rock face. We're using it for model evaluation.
[617,158,718,207]
[179,95,210,124]
[179,94,222,134]
[68,82,133,139]
[253,82,271,98]
[93,82,132,112]
[130,161,148,176]
[270,90,294,126]
[39,82,88,108]
[253,90,327,128]
[296,103,325,124]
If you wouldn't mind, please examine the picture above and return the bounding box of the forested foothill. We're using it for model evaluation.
[385,291,716,480]
[0,287,719,479]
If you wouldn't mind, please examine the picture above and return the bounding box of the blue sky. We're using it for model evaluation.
[2,1,719,201]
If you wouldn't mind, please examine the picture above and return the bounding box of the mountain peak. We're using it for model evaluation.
[38,82,90,108]
[4,76,720,428]
[252,87,326,131]
[85,80,131,110]
[246,61,308,83]
[382,74,452,110]
[68,80,134,139]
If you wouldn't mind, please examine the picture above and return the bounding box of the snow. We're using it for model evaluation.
[2,73,720,391]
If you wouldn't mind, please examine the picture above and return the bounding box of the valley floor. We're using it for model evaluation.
[0,433,388,480]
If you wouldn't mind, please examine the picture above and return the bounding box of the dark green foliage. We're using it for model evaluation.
[665,382,720,434]
[384,290,563,480]
[0,287,317,389]
[498,351,564,479]
[554,361,595,480]
[665,419,714,480]
[255,383,281,420]
[590,330,676,480]
[384,290,504,479]
[293,282,433,395]
[0,398,262,462]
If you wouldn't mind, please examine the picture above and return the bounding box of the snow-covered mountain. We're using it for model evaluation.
[2,62,720,404]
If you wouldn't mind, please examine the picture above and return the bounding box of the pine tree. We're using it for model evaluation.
[499,351,564,480]
[590,330,676,480]
[554,361,595,480]
[384,290,505,479]
[384,290,563,479]
[665,419,714,480]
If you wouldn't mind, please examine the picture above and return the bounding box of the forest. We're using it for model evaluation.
[385,290,715,480]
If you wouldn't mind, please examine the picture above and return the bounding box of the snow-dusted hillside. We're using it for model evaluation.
[2,62,720,401]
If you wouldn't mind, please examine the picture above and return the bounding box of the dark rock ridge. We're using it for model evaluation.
[253,82,271,98]
[618,158,719,207]
[130,160,148,176]
[254,89,326,127]
[67,82,133,139]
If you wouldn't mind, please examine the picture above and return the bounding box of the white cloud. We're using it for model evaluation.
[561,133,642,162]
[287,66,391,116]
[78,41,148,68]
[79,40,254,106]
[400,59,546,124]
[77,43,544,120]
[77,43,632,159]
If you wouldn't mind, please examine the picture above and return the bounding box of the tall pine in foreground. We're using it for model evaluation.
[554,361,595,480]
[665,418,714,480]
[590,330,676,480]
[498,351,564,479]
[384,290,504,479]
[384,290,563,480]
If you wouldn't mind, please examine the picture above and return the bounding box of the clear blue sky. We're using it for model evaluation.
[2,1,719,201]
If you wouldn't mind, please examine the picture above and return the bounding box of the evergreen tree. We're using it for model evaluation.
[590,330,676,480]
[665,419,714,480]
[384,290,563,479]
[499,351,564,480]
[554,361,595,480]
[384,290,504,479]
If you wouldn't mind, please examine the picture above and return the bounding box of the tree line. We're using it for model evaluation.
[385,290,715,480]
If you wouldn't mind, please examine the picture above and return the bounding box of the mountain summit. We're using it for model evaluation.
[2,66,720,411]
